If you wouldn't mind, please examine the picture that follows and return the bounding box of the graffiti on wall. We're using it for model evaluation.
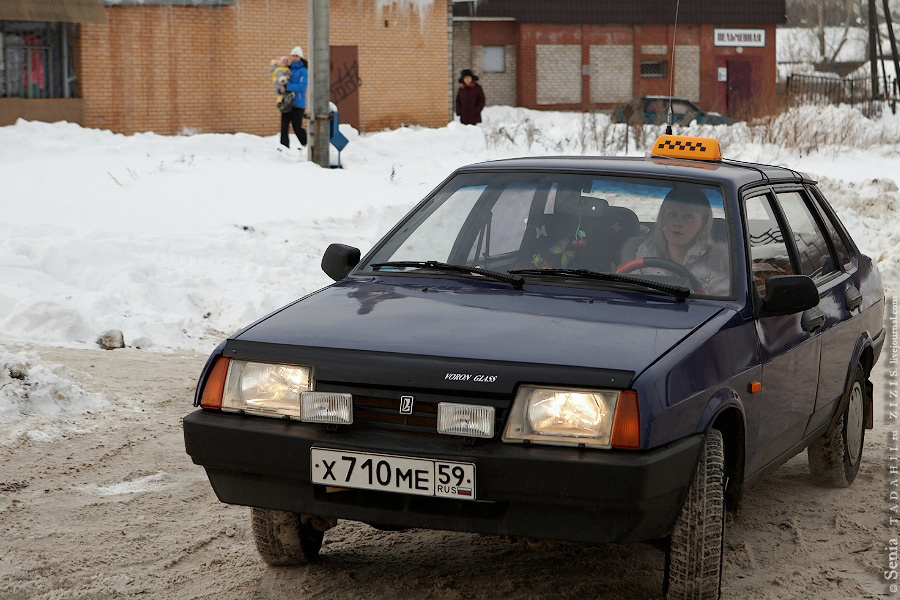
[331,60,362,105]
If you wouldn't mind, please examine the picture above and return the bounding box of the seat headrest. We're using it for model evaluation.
[604,206,641,236]
[555,195,608,217]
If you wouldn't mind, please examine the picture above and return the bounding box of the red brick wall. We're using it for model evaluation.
[701,24,778,116]
[514,22,776,115]
[470,20,516,46]
[78,0,450,135]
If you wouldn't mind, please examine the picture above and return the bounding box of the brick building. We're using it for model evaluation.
[1,0,453,134]
[453,0,786,117]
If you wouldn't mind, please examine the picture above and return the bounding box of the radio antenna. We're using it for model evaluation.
[666,0,681,135]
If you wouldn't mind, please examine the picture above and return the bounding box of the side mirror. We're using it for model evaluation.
[322,243,360,281]
[759,275,819,317]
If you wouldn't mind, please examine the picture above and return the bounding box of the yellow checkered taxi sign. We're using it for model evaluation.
[651,135,722,161]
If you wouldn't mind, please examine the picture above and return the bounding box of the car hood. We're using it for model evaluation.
[231,279,724,392]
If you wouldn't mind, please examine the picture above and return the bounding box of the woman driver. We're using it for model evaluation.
[631,185,730,295]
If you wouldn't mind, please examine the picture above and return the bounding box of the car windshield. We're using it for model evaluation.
[361,171,732,298]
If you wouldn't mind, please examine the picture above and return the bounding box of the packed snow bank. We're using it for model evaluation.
[0,344,107,444]
[0,105,897,352]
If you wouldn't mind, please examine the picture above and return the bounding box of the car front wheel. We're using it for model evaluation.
[808,364,866,487]
[665,428,725,600]
[251,508,325,566]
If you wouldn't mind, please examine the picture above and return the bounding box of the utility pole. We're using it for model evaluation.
[883,0,900,103]
[870,0,880,97]
[308,0,331,168]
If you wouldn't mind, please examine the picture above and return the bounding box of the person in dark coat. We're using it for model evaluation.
[455,69,485,125]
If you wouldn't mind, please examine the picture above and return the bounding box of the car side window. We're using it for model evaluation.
[465,182,535,262]
[672,101,692,116]
[809,187,854,271]
[774,190,838,282]
[744,194,795,296]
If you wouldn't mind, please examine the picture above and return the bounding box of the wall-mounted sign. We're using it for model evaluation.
[714,29,766,48]
[718,67,728,82]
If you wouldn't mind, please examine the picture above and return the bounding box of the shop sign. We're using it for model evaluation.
[714,29,766,48]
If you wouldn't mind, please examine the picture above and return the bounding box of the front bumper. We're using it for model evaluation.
[183,409,703,544]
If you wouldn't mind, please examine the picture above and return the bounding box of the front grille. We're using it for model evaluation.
[354,394,439,432]
[316,384,509,438]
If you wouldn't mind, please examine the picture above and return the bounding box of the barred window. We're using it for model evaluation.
[640,61,667,79]
[483,46,505,73]
[0,22,77,99]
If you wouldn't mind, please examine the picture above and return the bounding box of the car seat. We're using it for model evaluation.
[570,204,641,272]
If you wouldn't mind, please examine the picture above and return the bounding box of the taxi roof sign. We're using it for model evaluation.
[651,135,722,162]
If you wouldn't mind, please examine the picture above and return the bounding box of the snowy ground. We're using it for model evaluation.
[2,105,897,353]
[1,105,899,598]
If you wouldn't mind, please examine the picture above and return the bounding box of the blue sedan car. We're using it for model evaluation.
[184,135,884,599]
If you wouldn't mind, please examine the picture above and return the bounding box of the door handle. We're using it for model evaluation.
[845,284,863,311]
[801,307,826,333]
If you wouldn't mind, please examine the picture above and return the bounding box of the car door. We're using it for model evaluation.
[743,191,822,474]
[786,186,859,435]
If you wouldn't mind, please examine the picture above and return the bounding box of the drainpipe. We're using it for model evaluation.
[62,24,69,99]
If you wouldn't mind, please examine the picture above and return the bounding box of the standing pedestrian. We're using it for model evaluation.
[455,69,485,125]
[280,46,308,150]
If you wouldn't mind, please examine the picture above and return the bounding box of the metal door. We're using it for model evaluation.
[726,60,752,116]
[330,45,360,130]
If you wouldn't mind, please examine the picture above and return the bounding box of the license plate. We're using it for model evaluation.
[311,448,476,500]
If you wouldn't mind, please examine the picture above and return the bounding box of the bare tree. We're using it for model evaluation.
[787,0,864,66]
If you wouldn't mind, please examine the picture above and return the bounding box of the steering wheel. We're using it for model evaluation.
[617,257,705,294]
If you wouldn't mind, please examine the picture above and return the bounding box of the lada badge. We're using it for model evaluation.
[399,395,415,415]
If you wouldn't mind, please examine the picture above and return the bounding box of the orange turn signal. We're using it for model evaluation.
[200,357,230,410]
[611,390,641,449]
[748,381,762,394]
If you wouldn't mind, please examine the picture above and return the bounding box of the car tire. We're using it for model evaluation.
[664,428,725,600]
[251,508,324,566]
[808,364,866,487]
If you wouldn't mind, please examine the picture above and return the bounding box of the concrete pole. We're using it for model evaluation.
[870,0,880,98]
[309,0,331,168]
[883,0,900,104]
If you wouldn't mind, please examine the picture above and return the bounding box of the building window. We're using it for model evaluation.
[0,22,77,99]
[640,61,667,79]
[483,46,505,73]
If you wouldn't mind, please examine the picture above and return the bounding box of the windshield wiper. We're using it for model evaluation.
[509,268,690,300]
[371,261,524,290]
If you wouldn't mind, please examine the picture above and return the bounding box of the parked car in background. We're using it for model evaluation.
[184,134,883,599]
[612,96,736,126]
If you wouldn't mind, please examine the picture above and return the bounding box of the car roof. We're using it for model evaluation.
[455,155,813,190]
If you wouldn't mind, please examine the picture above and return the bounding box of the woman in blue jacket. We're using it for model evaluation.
[281,46,308,149]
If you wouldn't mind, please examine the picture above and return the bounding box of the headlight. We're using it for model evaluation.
[222,360,312,418]
[502,386,622,448]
